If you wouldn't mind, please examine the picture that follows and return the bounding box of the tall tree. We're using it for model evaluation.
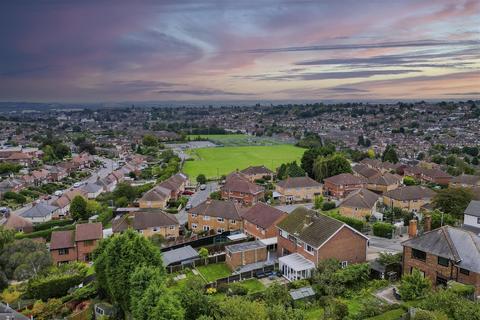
[70,196,88,221]
[313,153,352,181]
[300,145,335,176]
[433,187,473,217]
[93,229,164,314]
[382,145,399,163]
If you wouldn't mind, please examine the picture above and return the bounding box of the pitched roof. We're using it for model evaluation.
[277,176,322,189]
[277,206,367,248]
[133,210,179,230]
[190,199,243,220]
[384,185,436,201]
[222,173,264,194]
[340,188,379,209]
[75,222,103,241]
[20,202,58,218]
[162,245,199,266]
[240,165,273,176]
[402,226,480,273]
[451,174,480,186]
[50,230,75,249]
[1,213,32,231]
[159,173,188,192]
[464,200,480,217]
[242,202,287,229]
[353,164,381,179]
[81,182,103,193]
[368,172,402,186]
[324,173,366,186]
[140,185,171,202]
[422,168,452,179]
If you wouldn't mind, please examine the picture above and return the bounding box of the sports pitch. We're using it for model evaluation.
[182,144,305,179]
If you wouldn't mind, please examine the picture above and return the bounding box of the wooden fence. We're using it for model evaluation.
[205,264,277,288]
[166,253,226,273]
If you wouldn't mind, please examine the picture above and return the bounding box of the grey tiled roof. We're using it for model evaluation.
[20,202,58,218]
[464,200,480,217]
[162,245,199,266]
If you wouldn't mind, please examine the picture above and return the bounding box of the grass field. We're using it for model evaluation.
[187,134,292,147]
[183,145,305,179]
[196,263,232,282]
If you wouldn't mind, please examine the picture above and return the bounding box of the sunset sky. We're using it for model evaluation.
[0,0,479,102]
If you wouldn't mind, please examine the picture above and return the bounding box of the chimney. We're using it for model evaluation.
[408,219,418,238]
[304,214,313,226]
[424,214,432,232]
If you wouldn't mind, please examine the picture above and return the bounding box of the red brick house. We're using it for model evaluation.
[225,241,268,271]
[50,222,103,264]
[277,207,368,281]
[188,199,244,234]
[324,173,367,199]
[402,226,480,297]
[239,165,274,182]
[242,202,287,240]
[221,172,264,206]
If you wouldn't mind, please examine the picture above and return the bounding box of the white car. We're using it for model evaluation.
[200,184,207,190]
[54,190,63,197]
[73,182,83,188]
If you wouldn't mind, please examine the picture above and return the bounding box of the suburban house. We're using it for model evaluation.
[81,182,103,199]
[19,202,59,223]
[112,209,179,239]
[188,199,244,234]
[450,174,480,188]
[138,173,188,208]
[225,241,268,272]
[275,176,323,203]
[0,302,30,320]
[239,165,274,182]
[353,164,381,180]
[52,189,87,218]
[0,178,25,195]
[276,207,369,281]
[47,165,68,181]
[242,202,287,240]
[97,174,117,192]
[339,188,379,220]
[462,200,480,233]
[0,212,33,233]
[324,173,366,199]
[221,172,265,206]
[402,226,480,296]
[420,168,452,185]
[383,186,436,213]
[50,223,103,264]
[366,172,402,194]
[360,159,400,174]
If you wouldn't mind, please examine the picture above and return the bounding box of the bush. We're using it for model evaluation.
[2,191,26,204]
[398,268,431,300]
[33,219,74,232]
[326,212,365,231]
[227,283,248,296]
[16,224,75,241]
[372,222,394,238]
[26,263,88,300]
[322,201,336,211]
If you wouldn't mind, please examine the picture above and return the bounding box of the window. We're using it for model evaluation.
[341,261,348,268]
[84,240,94,246]
[203,226,210,231]
[217,228,224,233]
[169,225,175,230]
[280,230,289,238]
[460,268,470,275]
[192,223,197,229]
[152,227,158,232]
[304,244,314,255]
[437,256,449,267]
[297,240,304,247]
[217,217,224,223]
[230,219,236,224]
[477,217,480,225]
[191,213,197,217]
[58,248,69,255]
[411,248,426,261]
[436,276,448,287]
[203,215,210,221]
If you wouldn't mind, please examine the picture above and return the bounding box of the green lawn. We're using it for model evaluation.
[305,306,324,319]
[183,145,305,179]
[367,308,405,320]
[168,269,206,291]
[196,263,232,282]
[235,279,265,293]
[187,134,289,147]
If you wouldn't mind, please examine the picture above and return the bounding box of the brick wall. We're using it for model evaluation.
[226,247,268,270]
[339,206,372,220]
[188,213,243,234]
[318,227,367,264]
[221,190,263,206]
[275,185,323,202]
[76,239,98,262]
[324,181,364,198]
[244,214,286,239]
[51,247,77,265]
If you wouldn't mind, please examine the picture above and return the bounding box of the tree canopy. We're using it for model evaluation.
[381,145,399,163]
[433,187,473,218]
[313,153,352,181]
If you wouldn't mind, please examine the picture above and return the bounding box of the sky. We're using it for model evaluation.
[0,0,479,103]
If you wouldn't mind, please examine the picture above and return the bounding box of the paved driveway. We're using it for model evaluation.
[176,181,218,225]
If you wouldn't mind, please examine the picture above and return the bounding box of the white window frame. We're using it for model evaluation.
[203,215,210,221]
[341,261,348,268]
[217,217,224,223]
[304,243,314,255]
[192,223,197,229]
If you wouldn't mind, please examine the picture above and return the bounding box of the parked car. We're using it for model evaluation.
[200,184,207,190]
[182,190,195,196]
[54,190,63,196]
[73,182,83,188]
[185,203,192,211]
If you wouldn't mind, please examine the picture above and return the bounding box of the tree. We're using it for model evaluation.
[323,298,348,320]
[0,239,51,281]
[313,153,352,181]
[314,195,324,210]
[377,252,402,266]
[215,296,268,320]
[196,174,207,185]
[198,247,209,259]
[398,268,431,300]
[382,145,399,163]
[277,161,305,180]
[86,200,102,216]
[209,191,222,200]
[0,226,15,251]
[433,187,473,218]
[178,279,215,320]
[70,195,88,221]
[430,210,457,229]
[94,229,165,314]
[113,182,137,202]
[142,134,158,147]
[403,176,418,186]
[301,145,335,176]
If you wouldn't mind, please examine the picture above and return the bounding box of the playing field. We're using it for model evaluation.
[182,145,305,179]
[187,134,290,147]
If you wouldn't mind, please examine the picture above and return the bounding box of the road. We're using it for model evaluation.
[368,235,403,253]
[12,156,116,216]
[176,181,218,225]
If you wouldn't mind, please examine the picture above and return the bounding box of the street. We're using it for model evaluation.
[176,181,218,225]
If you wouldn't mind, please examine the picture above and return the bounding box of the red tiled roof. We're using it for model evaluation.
[50,230,75,249]
[75,222,103,242]
[242,202,286,229]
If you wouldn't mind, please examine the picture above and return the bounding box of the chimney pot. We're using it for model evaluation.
[424,214,432,232]
[408,219,418,238]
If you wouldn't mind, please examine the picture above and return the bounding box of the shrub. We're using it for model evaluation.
[372,222,394,238]
[326,212,365,231]
[322,201,336,211]
[398,268,431,301]
[33,219,74,232]
[227,282,248,296]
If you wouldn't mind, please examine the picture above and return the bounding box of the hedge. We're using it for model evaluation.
[372,222,395,238]
[324,212,365,232]
[16,224,75,241]
[33,219,74,232]
[322,201,336,211]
